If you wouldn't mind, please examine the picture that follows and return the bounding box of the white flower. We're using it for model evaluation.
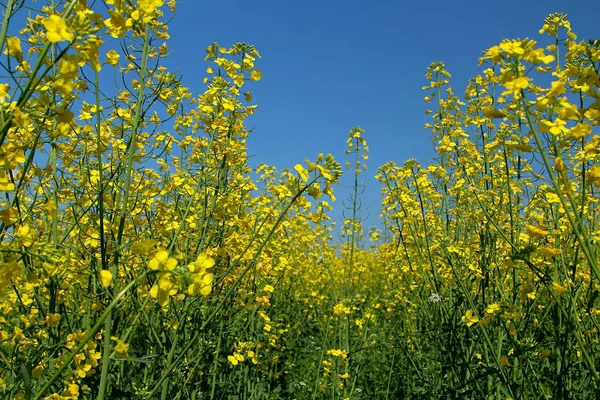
[428,293,443,303]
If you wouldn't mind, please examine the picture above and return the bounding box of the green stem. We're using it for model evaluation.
[520,93,600,283]
[0,1,78,148]
[97,24,152,400]
[145,177,320,398]
[33,272,151,400]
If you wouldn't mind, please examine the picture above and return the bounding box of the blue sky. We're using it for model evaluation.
[165,0,600,233]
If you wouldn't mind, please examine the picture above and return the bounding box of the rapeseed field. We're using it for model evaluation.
[1,3,599,399]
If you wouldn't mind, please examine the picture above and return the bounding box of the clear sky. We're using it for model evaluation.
[165,0,600,234]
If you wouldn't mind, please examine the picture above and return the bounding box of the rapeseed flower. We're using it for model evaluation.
[111,336,130,359]
[327,349,348,359]
[99,270,113,288]
[42,15,74,43]
[187,252,214,296]
[552,282,567,296]
[538,118,568,136]
[148,250,179,307]
[4,37,22,62]
[462,310,479,327]
[228,352,244,366]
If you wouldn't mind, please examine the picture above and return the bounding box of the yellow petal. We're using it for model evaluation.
[165,257,178,270]
[99,270,113,288]
[482,106,506,119]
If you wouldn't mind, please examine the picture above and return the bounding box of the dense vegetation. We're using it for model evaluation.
[1,2,599,399]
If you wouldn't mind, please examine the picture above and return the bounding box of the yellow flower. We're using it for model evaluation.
[148,249,178,270]
[228,352,244,365]
[14,224,35,246]
[250,70,262,81]
[187,272,213,296]
[11,106,29,127]
[63,383,80,397]
[42,15,74,43]
[486,303,502,315]
[56,108,74,124]
[0,83,10,103]
[541,247,562,257]
[132,0,163,22]
[187,252,215,296]
[333,302,351,315]
[148,251,180,307]
[194,252,216,270]
[482,107,506,119]
[227,355,238,365]
[99,270,113,288]
[262,284,275,293]
[588,165,600,187]
[484,45,503,62]
[104,10,132,38]
[0,207,18,225]
[106,0,125,10]
[546,81,566,97]
[106,49,120,66]
[222,99,236,111]
[45,313,61,328]
[525,47,554,64]
[256,295,270,307]
[58,54,79,79]
[503,76,529,95]
[539,118,568,136]
[138,0,164,13]
[326,349,348,359]
[258,310,270,322]
[247,350,259,364]
[462,310,479,327]
[111,336,130,359]
[131,239,158,256]
[51,79,75,96]
[499,40,524,57]
[294,164,309,182]
[527,224,549,239]
[567,123,592,140]
[4,37,23,62]
[552,282,567,296]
